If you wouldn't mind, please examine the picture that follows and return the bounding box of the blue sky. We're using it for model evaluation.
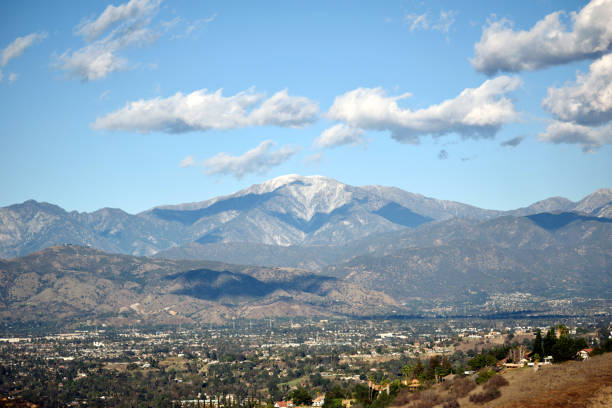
[1,0,611,213]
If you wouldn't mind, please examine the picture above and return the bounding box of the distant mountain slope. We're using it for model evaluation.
[506,188,612,217]
[323,214,612,302]
[0,176,609,259]
[0,245,399,325]
[157,211,612,273]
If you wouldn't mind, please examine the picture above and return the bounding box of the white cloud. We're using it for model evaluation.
[472,0,612,74]
[500,136,524,147]
[404,13,429,31]
[168,13,217,40]
[404,10,457,34]
[99,90,111,100]
[179,155,196,168]
[92,88,318,133]
[1,32,47,67]
[57,43,128,81]
[57,0,161,81]
[539,53,612,151]
[542,53,612,125]
[8,73,18,84]
[538,120,612,152]
[305,152,323,165]
[203,140,299,179]
[314,124,365,149]
[75,0,161,41]
[327,76,521,143]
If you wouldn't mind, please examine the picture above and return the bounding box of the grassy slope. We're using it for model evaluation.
[397,353,612,408]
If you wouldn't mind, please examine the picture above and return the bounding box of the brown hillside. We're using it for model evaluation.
[462,353,612,408]
[396,353,612,408]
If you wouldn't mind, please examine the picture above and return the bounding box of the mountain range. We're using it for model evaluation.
[0,175,610,324]
[1,175,610,259]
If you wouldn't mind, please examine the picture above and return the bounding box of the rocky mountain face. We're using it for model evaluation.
[1,175,609,260]
[0,245,399,325]
[0,175,500,258]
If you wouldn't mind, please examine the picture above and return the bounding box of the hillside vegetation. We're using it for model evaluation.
[394,353,612,408]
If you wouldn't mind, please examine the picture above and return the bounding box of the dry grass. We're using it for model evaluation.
[459,353,612,408]
[393,353,612,408]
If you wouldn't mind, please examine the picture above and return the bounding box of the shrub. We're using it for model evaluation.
[484,374,508,389]
[410,402,434,408]
[469,387,501,404]
[451,377,476,398]
[442,400,460,408]
[441,379,453,390]
[468,354,496,370]
[391,390,417,406]
[476,369,495,384]
[419,390,440,404]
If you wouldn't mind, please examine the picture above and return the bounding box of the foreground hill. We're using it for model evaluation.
[1,175,609,259]
[0,245,399,325]
[396,352,612,408]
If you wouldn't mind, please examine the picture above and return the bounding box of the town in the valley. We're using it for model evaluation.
[1,315,611,408]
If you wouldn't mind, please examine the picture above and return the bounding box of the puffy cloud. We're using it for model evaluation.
[92,88,318,133]
[57,0,161,80]
[75,0,161,41]
[542,53,612,125]
[313,124,365,149]
[500,136,524,147]
[203,140,299,179]
[179,155,196,168]
[539,53,612,151]
[404,10,457,33]
[472,0,612,74]
[248,89,319,127]
[327,76,521,143]
[57,43,128,81]
[538,120,612,152]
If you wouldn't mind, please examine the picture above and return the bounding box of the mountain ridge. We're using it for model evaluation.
[0,175,609,259]
[0,245,400,325]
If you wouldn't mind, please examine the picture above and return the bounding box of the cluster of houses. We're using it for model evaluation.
[274,394,355,408]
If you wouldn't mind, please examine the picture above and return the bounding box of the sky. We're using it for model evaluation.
[1,0,611,214]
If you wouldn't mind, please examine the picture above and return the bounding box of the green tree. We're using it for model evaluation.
[468,354,496,371]
[289,386,312,406]
[532,329,544,357]
[543,327,557,357]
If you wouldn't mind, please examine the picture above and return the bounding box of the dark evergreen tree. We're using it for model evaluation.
[532,329,544,357]
[543,327,557,357]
